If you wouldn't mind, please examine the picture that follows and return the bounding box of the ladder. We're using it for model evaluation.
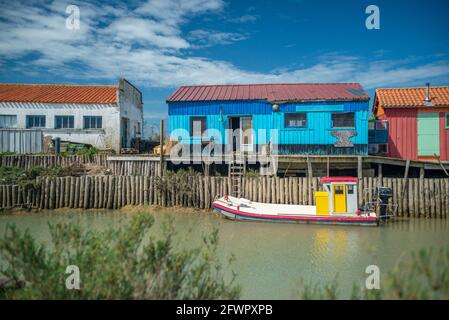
[229,156,246,198]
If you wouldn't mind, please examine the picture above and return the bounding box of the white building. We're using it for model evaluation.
[0,79,143,153]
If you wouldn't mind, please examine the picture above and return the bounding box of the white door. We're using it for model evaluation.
[240,116,253,152]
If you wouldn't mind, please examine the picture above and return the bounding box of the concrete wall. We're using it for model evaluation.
[118,79,143,148]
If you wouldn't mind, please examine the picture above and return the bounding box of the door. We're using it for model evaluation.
[240,116,253,152]
[333,184,347,213]
[228,117,240,152]
[418,112,440,156]
[121,117,129,148]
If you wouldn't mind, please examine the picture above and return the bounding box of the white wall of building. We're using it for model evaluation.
[0,102,121,151]
[0,79,144,153]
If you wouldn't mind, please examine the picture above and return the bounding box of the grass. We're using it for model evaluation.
[0,212,240,299]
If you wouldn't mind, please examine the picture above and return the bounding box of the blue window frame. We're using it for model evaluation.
[26,115,46,128]
[83,116,102,129]
[331,112,355,128]
[285,113,307,128]
[55,116,74,129]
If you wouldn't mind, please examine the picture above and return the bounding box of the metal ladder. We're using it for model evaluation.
[229,156,246,198]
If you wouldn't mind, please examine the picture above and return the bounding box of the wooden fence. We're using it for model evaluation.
[0,154,165,176]
[0,176,448,218]
[106,158,165,176]
[0,154,108,168]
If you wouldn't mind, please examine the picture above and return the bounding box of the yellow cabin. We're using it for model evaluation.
[315,177,359,215]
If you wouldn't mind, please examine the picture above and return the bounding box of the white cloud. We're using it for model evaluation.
[105,17,189,49]
[188,29,248,47]
[0,0,448,90]
[228,14,259,23]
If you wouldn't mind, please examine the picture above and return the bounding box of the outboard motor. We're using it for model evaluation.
[376,186,393,220]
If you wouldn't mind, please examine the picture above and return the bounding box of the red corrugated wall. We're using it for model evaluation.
[381,109,449,161]
[439,112,449,160]
[382,108,418,160]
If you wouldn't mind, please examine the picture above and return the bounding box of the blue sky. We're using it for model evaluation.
[1,0,449,124]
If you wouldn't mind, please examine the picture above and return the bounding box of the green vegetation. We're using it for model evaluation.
[296,244,449,300]
[244,169,260,177]
[0,213,240,299]
[60,146,99,157]
[0,166,71,187]
[154,168,202,199]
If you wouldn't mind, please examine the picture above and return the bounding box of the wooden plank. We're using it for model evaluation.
[160,119,164,177]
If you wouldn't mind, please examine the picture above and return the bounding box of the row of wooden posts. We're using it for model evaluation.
[0,154,108,168]
[0,154,166,176]
[107,159,165,176]
[0,175,448,218]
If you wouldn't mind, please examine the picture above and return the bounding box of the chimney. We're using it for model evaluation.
[424,82,432,103]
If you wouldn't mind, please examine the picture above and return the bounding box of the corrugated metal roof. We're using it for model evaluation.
[375,86,449,108]
[0,83,118,104]
[167,83,370,103]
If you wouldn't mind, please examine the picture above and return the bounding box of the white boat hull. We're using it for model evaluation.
[212,196,379,226]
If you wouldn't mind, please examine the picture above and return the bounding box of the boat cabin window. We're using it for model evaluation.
[347,185,354,194]
[334,186,344,194]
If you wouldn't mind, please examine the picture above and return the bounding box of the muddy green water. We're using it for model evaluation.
[1,210,449,299]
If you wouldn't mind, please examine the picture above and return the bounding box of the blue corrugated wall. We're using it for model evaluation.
[168,100,369,154]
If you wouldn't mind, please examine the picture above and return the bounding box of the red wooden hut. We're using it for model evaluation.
[373,84,449,161]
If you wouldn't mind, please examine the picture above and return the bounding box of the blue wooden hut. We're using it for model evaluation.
[166,83,370,155]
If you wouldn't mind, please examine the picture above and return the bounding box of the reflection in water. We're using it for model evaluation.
[1,211,449,299]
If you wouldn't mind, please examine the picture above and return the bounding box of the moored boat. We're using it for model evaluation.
[212,177,395,227]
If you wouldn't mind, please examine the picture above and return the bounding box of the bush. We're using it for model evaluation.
[75,147,98,156]
[296,243,449,300]
[0,213,240,299]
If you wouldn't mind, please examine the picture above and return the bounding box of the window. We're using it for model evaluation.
[0,115,17,128]
[332,112,355,128]
[55,115,74,129]
[446,113,449,129]
[26,115,46,128]
[83,116,102,129]
[285,113,307,128]
[347,185,354,194]
[334,186,344,195]
[190,117,206,137]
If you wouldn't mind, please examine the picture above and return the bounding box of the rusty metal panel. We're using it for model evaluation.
[0,129,43,154]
